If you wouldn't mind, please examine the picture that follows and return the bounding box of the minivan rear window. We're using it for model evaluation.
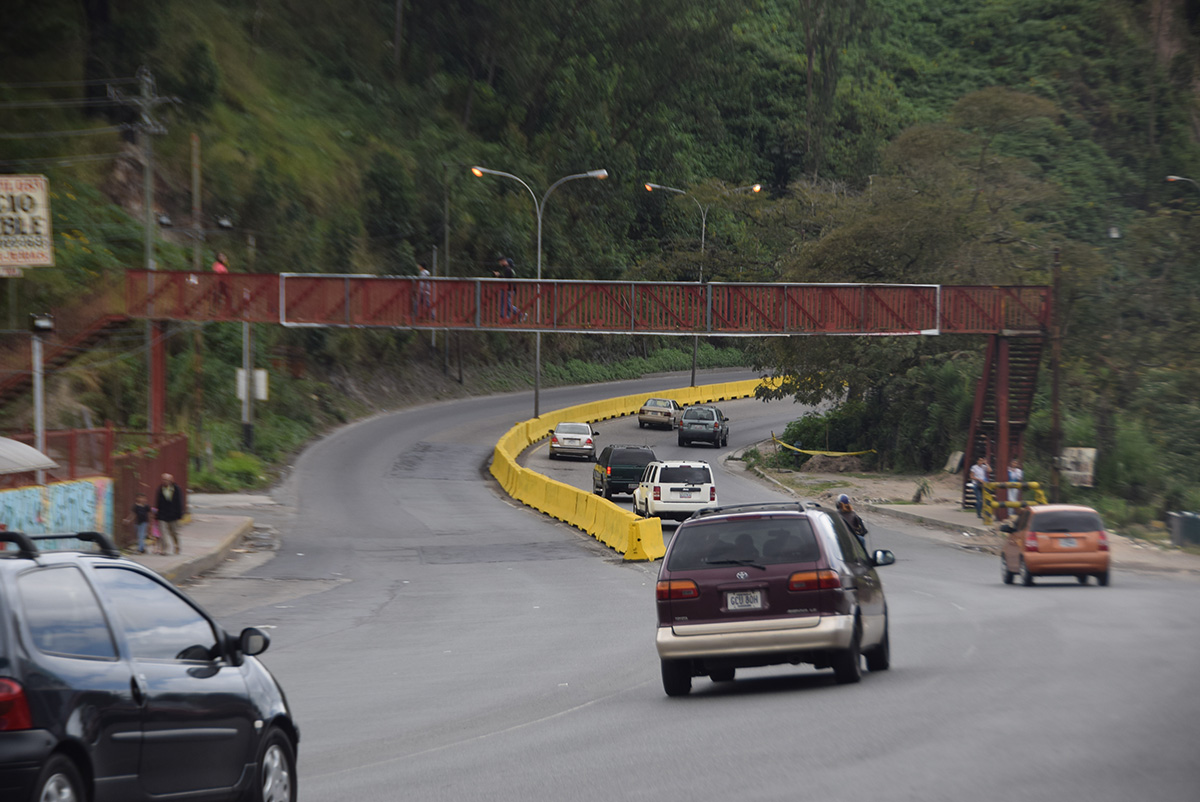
[668,518,820,569]
[660,466,711,484]
[1030,510,1105,533]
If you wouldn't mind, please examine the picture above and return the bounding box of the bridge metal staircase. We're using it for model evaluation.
[962,334,1044,516]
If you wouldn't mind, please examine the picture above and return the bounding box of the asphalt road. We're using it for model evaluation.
[186,370,1200,802]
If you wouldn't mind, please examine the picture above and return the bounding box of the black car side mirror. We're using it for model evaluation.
[240,626,271,657]
[872,549,896,567]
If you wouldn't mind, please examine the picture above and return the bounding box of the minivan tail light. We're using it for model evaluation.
[0,679,32,731]
[1098,531,1109,552]
[713,422,720,430]
[656,580,699,600]
[653,485,661,501]
[788,570,841,591]
[1024,534,1039,552]
[710,486,716,501]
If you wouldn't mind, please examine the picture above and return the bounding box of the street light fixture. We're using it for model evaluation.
[470,165,608,418]
[1166,175,1200,192]
[644,180,762,385]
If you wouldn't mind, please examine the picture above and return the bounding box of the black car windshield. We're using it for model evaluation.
[1031,510,1105,533]
[615,449,655,465]
[668,518,820,569]
[660,466,711,484]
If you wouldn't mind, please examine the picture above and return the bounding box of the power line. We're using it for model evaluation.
[0,125,133,140]
[0,152,124,168]
[0,97,127,110]
[0,77,139,89]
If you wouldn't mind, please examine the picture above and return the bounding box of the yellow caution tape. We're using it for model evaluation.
[771,433,876,458]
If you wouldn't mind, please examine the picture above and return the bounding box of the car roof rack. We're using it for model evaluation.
[686,501,825,521]
[1,531,121,559]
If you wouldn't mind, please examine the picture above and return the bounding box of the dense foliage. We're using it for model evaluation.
[3,0,1200,509]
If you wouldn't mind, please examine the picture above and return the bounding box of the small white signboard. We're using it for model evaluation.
[0,175,53,267]
[1059,447,1097,487]
[236,369,269,401]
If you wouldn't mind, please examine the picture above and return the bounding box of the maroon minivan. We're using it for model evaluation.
[655,501,895,696]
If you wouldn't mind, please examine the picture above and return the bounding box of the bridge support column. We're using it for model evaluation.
[995,337,1011,521]
[150,321,167,434]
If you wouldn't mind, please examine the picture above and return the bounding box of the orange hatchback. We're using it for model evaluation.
[1000,504,1110,586]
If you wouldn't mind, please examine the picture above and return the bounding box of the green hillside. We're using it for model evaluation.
[3,0,1200,519]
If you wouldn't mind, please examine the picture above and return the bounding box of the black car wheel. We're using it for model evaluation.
[1020,558,1035,586]
[832,619,863,684]
[34,754,84,802]
[1097,571,1110,586]
[1077,574,1088,585]
[639,420,645,428]
[602,483,613,500]
[1001,556,1014,584]
[865,617,891,672]
[244,727,296,802]
[677,436,687,447]
[661,659,692,697]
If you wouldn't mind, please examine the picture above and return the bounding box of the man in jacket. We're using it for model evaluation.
[155,473,185,555]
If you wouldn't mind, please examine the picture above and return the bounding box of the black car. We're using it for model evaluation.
[0,531,298,802]
[678,405,729,447]
[592,444,657,498]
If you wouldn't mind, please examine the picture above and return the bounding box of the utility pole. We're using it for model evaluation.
[192,133,205,469]
[111,68,176,433]
[1050,248,1062,503]
[443,163,452,377]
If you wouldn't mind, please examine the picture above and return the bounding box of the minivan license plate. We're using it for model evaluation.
[1058,537,1077,548]
[726,590,762,610]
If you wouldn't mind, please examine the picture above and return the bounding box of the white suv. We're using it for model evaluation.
[633,460,719,521]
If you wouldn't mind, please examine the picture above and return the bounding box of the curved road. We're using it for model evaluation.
[188,370,1200,802]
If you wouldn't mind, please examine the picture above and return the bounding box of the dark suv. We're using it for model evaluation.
[592,444,657,499]
[655,502,895,696]
[0,531,298,802]
[678,405,729,448]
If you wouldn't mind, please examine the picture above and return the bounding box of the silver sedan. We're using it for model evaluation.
[548,422,599,460]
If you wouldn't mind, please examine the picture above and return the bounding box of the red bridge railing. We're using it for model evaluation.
[125,271,1049,336]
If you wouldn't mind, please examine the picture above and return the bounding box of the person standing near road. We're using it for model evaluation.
[836,494,869,552]
[154,473,185,555]
[124,493,152,554]
[1007,458,1024,505]
[970,457,990,518]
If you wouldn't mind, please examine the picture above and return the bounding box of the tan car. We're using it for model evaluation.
[1000,504,1110,586]
[637,397,684,430]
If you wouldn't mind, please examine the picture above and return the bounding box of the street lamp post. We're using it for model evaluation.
[471,166,608,418]
[644,181,762,385]
[29,313,54,485]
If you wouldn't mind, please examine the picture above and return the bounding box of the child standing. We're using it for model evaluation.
[124,493,152,554]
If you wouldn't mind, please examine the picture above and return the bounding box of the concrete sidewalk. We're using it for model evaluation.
[125,512,253,584]
[863,500,1200,578]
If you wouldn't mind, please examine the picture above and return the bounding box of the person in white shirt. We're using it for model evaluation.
[1007,459,1024,505]
[969,457,990,518]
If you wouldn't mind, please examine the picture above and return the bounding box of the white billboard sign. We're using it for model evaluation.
[0,174,53,267]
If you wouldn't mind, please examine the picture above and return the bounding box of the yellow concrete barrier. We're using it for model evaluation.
[488,378,764,560]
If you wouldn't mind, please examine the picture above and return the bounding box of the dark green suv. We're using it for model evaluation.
[592,444,657,498]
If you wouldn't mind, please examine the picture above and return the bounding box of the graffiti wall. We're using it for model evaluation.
[0,477,114,535]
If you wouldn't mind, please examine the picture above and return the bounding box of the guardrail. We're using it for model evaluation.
[489,379,765,560]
